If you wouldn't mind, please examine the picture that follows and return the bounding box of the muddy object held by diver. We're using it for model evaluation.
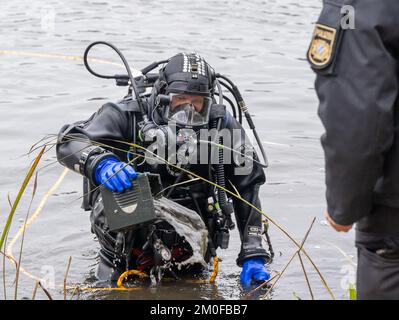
[153,197,208,268]
[101,173,162,232]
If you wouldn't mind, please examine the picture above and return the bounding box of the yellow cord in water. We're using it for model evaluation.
[0,50,124,68]
[117,270,149,289]
[117,255,219,288]
[182,256,220,284]
[209,256,219,283]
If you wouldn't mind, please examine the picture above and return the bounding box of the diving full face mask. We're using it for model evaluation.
[160,93,212,128]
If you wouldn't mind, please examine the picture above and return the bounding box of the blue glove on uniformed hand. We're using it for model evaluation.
[240,257,270,287]
[94,157,138,192]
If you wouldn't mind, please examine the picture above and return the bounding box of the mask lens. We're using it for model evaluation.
[170,94,204,112]
[164,93,211,126]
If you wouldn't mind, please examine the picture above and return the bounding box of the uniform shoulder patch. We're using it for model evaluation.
[307,23,338,69]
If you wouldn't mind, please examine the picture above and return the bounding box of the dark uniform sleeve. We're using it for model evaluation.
[224,112,269,266]
[308,0,399,225]
[56,102,132,182]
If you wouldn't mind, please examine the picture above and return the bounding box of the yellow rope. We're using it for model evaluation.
[0,50,124,68]
[75,287,140,292]
[116,256,219,288]
[186,256,219,284]
[209,256,219,283]
[117,270,149,289]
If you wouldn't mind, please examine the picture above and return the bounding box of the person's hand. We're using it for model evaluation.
[95,157,138,192]
[240,257,270,288]
[324,209,353,232]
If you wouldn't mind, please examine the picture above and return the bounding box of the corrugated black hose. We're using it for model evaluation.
[212,118,235,231]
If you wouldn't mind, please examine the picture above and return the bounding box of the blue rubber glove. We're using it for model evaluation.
[240,257,270,288]
[94,157,138,193]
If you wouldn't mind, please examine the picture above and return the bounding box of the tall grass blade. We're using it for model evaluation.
[31,281,39,300]
[0,146,45,251]
[7,194,12,209]
[14,172,39,300]
[38,281,53,300]
[63,256,72,300]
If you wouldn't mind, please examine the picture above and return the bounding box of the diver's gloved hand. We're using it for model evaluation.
[94,157,138,192]
[240,257,270,288]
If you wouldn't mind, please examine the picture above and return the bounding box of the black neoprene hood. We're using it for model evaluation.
[162,52,213,97]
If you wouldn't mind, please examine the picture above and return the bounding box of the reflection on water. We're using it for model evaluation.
[0,0,356,300]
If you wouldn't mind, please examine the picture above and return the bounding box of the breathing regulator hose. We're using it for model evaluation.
[213,80,230,215]
[215,73,268,168]
[83,42,163,123]
[211,114,235,232]
[83,41,149,118]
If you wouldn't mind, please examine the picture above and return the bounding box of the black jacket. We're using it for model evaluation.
[56,98,269,265]
[308,0,399,233]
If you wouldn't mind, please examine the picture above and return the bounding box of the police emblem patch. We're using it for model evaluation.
[307,23,337,69]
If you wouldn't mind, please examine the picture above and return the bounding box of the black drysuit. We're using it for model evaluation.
[56,97,269,279]
[308,0,399,299]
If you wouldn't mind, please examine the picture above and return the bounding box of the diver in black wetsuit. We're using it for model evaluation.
[56,52,271,287]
